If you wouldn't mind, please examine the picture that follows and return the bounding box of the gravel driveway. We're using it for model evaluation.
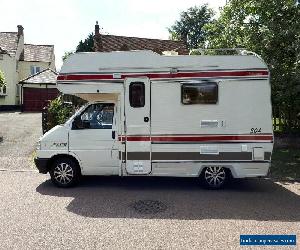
[0,112,41,170]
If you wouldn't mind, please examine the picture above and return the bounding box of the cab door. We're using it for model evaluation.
[125,77,151,174]
[68,103,119,175]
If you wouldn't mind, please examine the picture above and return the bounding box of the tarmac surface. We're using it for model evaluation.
[0,172,299,250]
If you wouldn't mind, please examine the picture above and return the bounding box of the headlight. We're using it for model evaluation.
[36,140,41,150]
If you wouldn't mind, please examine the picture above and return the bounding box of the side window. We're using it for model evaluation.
[129,82,145,107]
[30,66,41,75]
[181,82,218,104]
[80,103,114,129]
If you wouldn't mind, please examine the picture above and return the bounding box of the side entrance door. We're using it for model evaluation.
[125,77,151,174]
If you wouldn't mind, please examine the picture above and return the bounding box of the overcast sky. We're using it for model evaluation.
[0,0,226,69]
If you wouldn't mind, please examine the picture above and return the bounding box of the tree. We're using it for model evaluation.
[62,51,74,61]
[204,0,300,132]
[168,5,215,49]
[76,33,94,52]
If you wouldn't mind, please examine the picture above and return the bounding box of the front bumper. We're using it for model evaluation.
[34,157,49,174]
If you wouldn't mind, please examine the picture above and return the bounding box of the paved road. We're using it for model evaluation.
[0,112,41,170]
[0,172,299,250]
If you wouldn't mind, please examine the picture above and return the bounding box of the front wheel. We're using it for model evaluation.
[201,166,229,189]
[50,157,81,187]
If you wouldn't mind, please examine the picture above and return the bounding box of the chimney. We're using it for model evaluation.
[17,25,24,37]
[95,21,100,36]
[93,21,103,52]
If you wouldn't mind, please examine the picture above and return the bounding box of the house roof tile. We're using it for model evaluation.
[23,44,54,62]
[20,68,58,85]
[95,34,189,55]
[0,32,18,56]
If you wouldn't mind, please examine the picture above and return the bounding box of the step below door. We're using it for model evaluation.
[125,77,151,175]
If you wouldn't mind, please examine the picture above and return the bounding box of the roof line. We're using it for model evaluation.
[102,34,185,43]
[21,60,52,63]
[0,32,17,34]
[19,68,58,83]
[24,43,54,47]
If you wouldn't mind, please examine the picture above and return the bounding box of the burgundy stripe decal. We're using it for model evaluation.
[118,135,273,142]
[57,70,268,81]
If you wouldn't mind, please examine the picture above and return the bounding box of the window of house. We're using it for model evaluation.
[79,103,114,129]
[30,66,41,75]
[16,84,20,97]
[0,70,6,95]
[181,82,218,104]
[129,82,145,107]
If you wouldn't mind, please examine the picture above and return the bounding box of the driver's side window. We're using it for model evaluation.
[78,103,114,129]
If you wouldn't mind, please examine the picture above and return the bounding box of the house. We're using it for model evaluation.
[0,25,57,111]
[93,22,189,55]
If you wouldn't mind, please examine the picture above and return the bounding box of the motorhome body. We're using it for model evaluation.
[35,50,273,188]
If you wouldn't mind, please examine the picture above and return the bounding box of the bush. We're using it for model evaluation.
[46,96,73,131]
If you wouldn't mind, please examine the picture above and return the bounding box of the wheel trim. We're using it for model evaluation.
[53,162,74,185]
[204,166,226,187]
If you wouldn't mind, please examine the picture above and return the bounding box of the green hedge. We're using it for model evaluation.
[46,96,73,131]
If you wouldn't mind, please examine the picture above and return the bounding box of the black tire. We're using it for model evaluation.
[50,157,81,188]
[200,166,230,189]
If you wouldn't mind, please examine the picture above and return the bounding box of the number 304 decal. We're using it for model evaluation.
[250,128,262,134]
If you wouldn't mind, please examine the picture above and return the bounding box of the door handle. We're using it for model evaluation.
[112,131,115,139]
[144,117,149,122]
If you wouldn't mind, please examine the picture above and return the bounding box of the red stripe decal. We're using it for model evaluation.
[57,70,268,81]
[118,135,273,142]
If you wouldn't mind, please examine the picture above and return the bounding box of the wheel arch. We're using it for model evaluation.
[47,153,82,174]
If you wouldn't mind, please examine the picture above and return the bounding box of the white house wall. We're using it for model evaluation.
[15,35,24,61]
[19,61,52,81]
[0,54,18,105]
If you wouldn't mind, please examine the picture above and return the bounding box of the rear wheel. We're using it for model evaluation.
[50,157,81,187]
[201,166,229,189]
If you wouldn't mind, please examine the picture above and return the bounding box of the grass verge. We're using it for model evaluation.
[270,148,300,179]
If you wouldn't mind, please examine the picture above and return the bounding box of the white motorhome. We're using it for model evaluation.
[34,50,273,188]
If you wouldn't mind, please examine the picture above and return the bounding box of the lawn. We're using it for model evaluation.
[270,148,300,179]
